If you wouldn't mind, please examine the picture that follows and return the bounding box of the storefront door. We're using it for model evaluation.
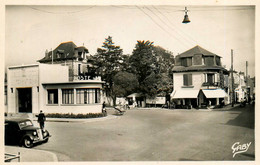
[17,88,32,113]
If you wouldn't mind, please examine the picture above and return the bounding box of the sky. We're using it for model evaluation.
[5,5,255,77]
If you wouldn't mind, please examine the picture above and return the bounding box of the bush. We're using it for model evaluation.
[45,112,107,119]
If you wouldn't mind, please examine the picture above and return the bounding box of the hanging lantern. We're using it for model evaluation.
[182,7,190,24]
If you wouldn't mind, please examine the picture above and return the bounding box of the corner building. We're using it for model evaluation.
[171,45,229,109]
[7,42,104,116]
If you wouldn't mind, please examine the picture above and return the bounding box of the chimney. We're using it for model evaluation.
[45,49,48,58]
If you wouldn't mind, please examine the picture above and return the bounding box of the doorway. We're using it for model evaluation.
[17,88,32,113]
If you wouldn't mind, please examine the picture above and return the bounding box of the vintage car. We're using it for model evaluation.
[5,118,50,148]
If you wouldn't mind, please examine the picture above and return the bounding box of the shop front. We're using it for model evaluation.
[171,89,200,109]
[7,64,104,116]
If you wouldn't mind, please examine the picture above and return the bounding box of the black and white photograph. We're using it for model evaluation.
[2,0,258,163]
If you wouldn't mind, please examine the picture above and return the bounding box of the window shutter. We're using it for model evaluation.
[215,73,218,83]
[183,74,187,86]
[188,74,192,85]
[183,74,192,86]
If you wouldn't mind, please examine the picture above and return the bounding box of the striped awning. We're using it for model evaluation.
[171,89,200,99]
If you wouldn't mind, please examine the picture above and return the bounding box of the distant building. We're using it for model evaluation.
[233,72,247,103]
[171,45,229,109]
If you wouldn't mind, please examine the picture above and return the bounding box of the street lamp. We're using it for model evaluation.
[182,7,191,24]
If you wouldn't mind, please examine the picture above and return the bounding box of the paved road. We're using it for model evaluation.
[34,105,255,161]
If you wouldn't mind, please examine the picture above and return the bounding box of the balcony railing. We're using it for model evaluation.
[202,82,219,87]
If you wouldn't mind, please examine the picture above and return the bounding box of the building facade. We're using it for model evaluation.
[233,72,247,103]
[6,41,104,116]
[38,41,96,81]
[171,45,229,109]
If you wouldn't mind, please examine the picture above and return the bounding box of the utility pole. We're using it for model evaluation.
[246,61,248,87]
[246,61,249,103]
[231,49,234,107]
[51,48,53,64]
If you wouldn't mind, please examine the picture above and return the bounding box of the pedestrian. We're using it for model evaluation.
[221,99,225,107]
[102,101,107,114]
[208,100,212,109]
[38,110,46,130]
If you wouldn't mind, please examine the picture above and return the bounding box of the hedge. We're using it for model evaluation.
[45,112,107,119]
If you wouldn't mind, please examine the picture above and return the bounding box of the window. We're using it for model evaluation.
[204,56,214,66]
[47,89,58,104]
[78,52,82,58]
[193,54,202,65]
[183,74,192,86]
[216,57,221,66]
[4,85,7,105]
[19,120,33,129]
[62,89,74,104]
[181,57,192,67]
[76,88,100,104]
[78,64,81,75]
[207,74,215,84]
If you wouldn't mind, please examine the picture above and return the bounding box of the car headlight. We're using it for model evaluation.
[33,131,37,136]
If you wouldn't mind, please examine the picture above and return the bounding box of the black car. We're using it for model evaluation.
[5,118,50,148]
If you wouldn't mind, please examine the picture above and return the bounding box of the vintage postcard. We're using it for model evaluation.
[1,0,258,164]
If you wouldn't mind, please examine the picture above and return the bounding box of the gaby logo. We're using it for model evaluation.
[231,142,251,158]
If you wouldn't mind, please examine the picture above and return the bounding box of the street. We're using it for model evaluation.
[33,105,255,161]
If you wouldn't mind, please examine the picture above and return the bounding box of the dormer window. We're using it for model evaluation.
[193,54,202,65]
[181,57,192,67]
[216,56,221,66]
[78,52,82,57]
[204,56,214,66]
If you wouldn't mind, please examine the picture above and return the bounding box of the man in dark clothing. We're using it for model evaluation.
[102,101,107,115]
[38,110,46,129]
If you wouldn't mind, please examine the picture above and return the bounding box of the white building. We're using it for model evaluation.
[171,45,229,108]
[234,72,247,103]
[7,63,104,116]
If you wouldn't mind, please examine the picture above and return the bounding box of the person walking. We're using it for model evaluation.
[102,101,107,115]
[38,110,46,129]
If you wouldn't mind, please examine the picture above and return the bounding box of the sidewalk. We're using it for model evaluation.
[5,146,58,162]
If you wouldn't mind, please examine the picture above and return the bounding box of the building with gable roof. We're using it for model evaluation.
[171,45,229,109]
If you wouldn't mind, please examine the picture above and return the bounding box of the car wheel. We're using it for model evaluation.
[43,138,49,143]
[23,137,33,148]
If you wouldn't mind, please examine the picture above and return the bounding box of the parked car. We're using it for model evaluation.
[5,118,50,148]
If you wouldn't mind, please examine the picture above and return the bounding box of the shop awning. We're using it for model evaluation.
[127,93,143,98]
[202,89,228,98]
[171,89,200,99]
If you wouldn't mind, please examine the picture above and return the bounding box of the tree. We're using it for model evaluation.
[92,36,125,105]
[113,71,139,97]
[129,41,174,98]
[129,40,156,83]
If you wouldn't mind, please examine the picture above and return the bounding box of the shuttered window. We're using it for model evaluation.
[181,57,192,67]
[183,74,192,86]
